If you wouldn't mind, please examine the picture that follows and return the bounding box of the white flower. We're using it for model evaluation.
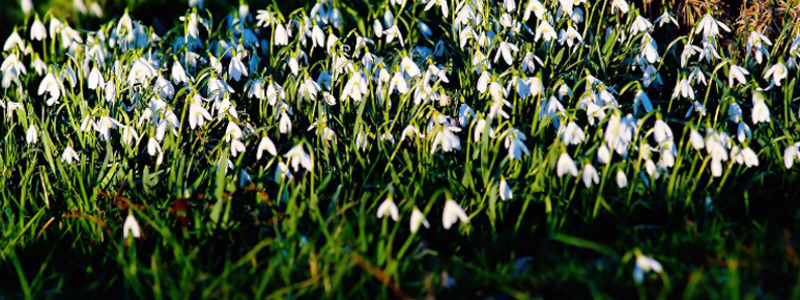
[342,72,368,102]
[784,143,800,169]
[504,128,530,160]
[283,144,312,172]
[279,111,292,134]
[431,126,462,154]
[127,58,157,87]
[696,14,730,39]
[611,0,629,14]
[764,62,788,87]
[38,72,61,106]
[630,16,653,35]
[123,214,142,239]
[535,21,557,43]
[747,31,772,65]
[672,78,694,100]
[410,208,430,233]
[3,31,24,51]
[400,57,421,78]
[26,124,37,145]
[423,0,448,18]
[88,66,104,90]
[597,144,611,164]
[256,136,277,160]
[560,122,585,145]
[188,98,212,129]
[523,0,545,21]
[634,90,653,115]
[499,179,513,201]
[558,26,584,49]
[494,42,519,65]
[653,120,673,144]
[274,23,289,46]
[633,253,663,284]
[376,197,399,221]
[582,164,600,187]
[442,199,469,230]
[229,51,249,82]
[690,129,705,150]
[557,152,579,178]
[61,146,80,164]
[616,170,628,188]
[654,11,678,27]
[751,94,770,124]
[734,147,759,167]
[30,18,47,41]
[728,65,749,87]
[383,25,404,47]
[389,71,408,95]
[120,125,140,147]
[21,0,33,15]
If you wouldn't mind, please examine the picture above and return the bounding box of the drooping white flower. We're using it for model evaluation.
[61,146,80,164]
[123,214,142,239]
[582,164,600,187]
[494,42,519,65]
[611,0,629,14]
[696,14,730,40]
[30,18,47,41]
[616,170,628,188]
[630,16,653,35]
[690,129,705,150]
[410,208,430,233]
[274,23,289,46]
[431,126,462,154]
[557,152,579,178]
[728,65,749,87]
[784,143,800,169]
[442,199,469,230]
[764,62,788,87]
[671,78,694,100]
[376,196,399,221]
[751,96,770,124]
[560,122,585,145]
[633,253,663,284]
[535,21,557,43]
[188,97,212,129]
[38,71,61,106]
[256,136,277,160]
[283,144,313,172]
[88,66,104,90]
[499,178,513,201]
[26,124,37,145]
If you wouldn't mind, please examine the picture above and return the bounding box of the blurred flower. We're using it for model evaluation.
[442,199,468,230]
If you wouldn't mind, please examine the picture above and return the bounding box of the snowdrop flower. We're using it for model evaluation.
[457,103,474,128]
[728,65,749,87]
[764,62,788,87]
[751,95,770,124]
[597,144,611,164]
[523,0,545,21]
[256,136,277,160]
[690,129,704,150]
[558,26,583,49]
[431,126,462,154]
[389,71,408,95]
[747,31,772,65]
[279,111,292,134]
[672,78,694,100]
[21,0,33,15]
[634,90,653,115]
[560,122,585,145]
[229,50,248,82]
[582,164,600,187]
[611,0,629,14]
[653,120,673,144]
[784,143,800,169]
[26,124,37,145]
[654,11,678,27]
[504,128,530,160]
[188,97,212,129]
[696,14,730,40]
[734,147,759,167]
[3,31,24,52]
[425,0,449,17]
[557,152,579,178]
[630,16,653,35]
[736,122,751,142]
[38,71,61,106]
[88,66,104,90]
[616,170,628,188]
[283,144,313,172]
[123,214,142,240]
[494,42,519,65]
[355,130,369,151]
[410,208,430,233]
[376,196,399,221]
[383,25,404,47]
[61,146,80,164]
[342,72,368,102]
[499,178,512,201]
[535,21,557,43]
[400,124,422,141]
[274,23,289,46]
[30,18,47,41]
[633,253,663,284]
[442,199,469,230]
[120,125,140,147]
